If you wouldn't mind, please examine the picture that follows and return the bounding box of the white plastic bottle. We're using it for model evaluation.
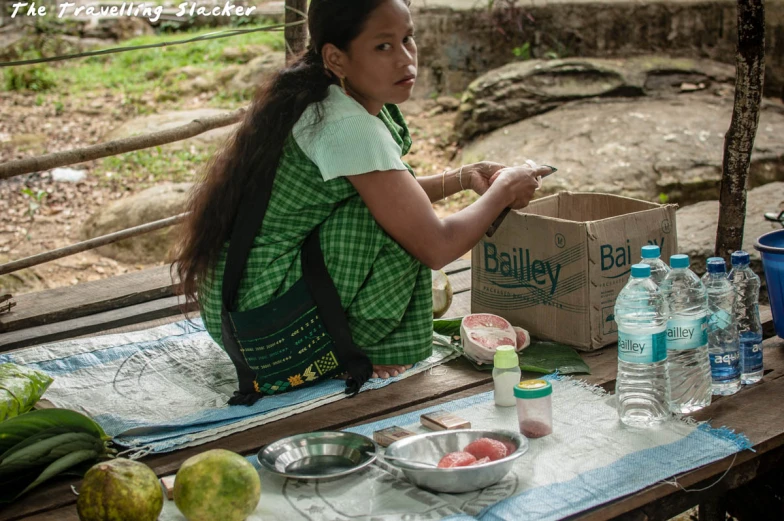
[639,245,671,286]
[615,264,670,427]
[703,258,741,395]
[659,254,712,413]
[728,251,764,384]
[493,345,521,407]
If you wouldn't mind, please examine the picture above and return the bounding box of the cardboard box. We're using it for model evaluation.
[471,192,677,350]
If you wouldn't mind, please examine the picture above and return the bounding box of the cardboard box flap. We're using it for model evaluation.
[524,192,666,223]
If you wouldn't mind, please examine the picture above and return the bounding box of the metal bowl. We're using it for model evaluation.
[384,429,528,493]
[257,431,378,480]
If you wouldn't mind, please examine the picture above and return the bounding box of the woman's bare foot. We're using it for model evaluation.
[372,364,413,379]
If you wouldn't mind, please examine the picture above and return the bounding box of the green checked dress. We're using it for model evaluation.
[199,85,434,378]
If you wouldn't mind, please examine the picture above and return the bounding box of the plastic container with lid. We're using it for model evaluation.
[493,345,521,407]
[514,379,553,438]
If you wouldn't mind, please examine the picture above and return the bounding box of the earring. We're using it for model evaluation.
[340,77,347,94]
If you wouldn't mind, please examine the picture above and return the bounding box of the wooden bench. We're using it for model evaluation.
[0,259,782,520]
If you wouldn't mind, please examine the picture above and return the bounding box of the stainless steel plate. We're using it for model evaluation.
[257,431,378,480]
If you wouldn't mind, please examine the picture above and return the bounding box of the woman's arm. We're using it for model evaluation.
[416,162,507,202]
[416,166,469,203]
[347,164,545,270]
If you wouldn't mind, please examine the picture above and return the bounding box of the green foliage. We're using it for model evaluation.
[4,66,56,92]
[658,193,670,204]
[20,188,48,219]
[59,24,284,101]
[512,42,531,61]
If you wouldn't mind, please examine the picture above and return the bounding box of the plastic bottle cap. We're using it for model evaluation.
[493,345,519,369]
[731,251,750,266]
[514,379,552,399]
[670,254,690,269]
[630,264,651,278]
[706,258,727,274]
[640,245,660,259]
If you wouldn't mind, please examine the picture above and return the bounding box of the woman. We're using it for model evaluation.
[174,0,546,398]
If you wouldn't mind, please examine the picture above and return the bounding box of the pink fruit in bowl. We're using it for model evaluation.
[463,438,508,462]
[437,451,477,468]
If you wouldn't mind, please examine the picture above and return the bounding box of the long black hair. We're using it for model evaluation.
[175,0,407,304]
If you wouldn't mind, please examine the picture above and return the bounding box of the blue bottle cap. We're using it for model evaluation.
[731,251,750,266]
[631,264,651,278]
[641,245,660,259]
[670,254,690,269]
[706,258,727,274]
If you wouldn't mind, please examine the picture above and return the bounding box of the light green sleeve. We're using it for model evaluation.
[294,114,408,182]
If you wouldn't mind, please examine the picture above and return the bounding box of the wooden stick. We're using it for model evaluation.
[0,110,245,180]
[0,214,188,276]
[715,0,766,260]
[285,0,308,65]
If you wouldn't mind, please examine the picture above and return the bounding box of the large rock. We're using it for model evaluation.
[455,56,735,142]
[82,183,193,263]
[676,183,784,288]
[461,95,784,205]
[104,109,238,151]
[228,53,285,95]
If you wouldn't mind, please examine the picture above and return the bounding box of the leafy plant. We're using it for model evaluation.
[658,193,670,204]
[512,42,531,61]
[0,408,114,503]
[4,66,56,92]
[20,188,48,219]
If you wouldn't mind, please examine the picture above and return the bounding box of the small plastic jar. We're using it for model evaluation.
[514,379,553,438]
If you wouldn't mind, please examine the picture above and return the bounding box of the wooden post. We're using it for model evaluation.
[715,0,766,261]
[285,0,308,65]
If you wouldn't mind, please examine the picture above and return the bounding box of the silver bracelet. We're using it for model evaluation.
[458,165,465,190]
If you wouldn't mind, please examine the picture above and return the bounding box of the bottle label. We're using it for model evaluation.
[666,316,708,350]
[741,340,763,373]
[618,330,667,364]
[710,351,740,383]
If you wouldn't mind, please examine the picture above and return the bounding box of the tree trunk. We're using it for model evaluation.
[715,0,766,261]
[285,0,308,65]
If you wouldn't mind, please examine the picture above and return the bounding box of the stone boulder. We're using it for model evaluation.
[676,182,784,289]
[104,109,238,151]
[82,183,193,264]
[461,95,784,205]
[455,56,735,142]
[228,53,286,95]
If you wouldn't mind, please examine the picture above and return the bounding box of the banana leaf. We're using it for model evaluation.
[433,317,462,339]
[0,363,53,422]
[0,409,109,503]
[0,409,107,457]
[437,315,591,375]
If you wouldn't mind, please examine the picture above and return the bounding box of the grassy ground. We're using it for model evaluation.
[3,21,285,109]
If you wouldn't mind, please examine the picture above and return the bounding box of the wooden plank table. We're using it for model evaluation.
[1,260,782,521]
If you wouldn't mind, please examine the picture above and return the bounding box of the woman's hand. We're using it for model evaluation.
[466,161,507,196]
[492,163,551,209]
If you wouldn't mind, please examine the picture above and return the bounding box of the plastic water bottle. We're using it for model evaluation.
[660,254,712,413]
[701,257,724,284]
[639,245,671,285]
[703,258,741,395]
[728,251,763,384]
[615,264,670,427]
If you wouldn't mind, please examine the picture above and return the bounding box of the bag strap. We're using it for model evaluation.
[301,230,373,396]
[220,173,373,405]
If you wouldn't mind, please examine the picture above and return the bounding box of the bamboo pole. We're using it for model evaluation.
[715,0,766,261]
[0,214,188,276]
[285,0,308,65]
[0,109,245,180]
